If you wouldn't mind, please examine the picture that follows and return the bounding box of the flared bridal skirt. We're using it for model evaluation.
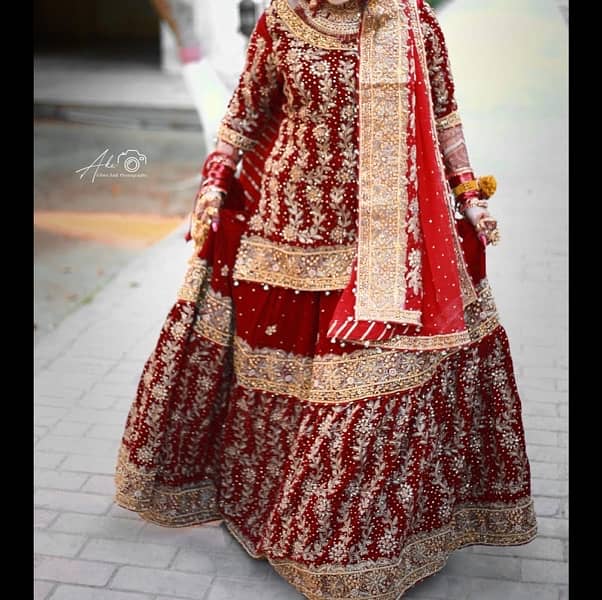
[115,209,537,599]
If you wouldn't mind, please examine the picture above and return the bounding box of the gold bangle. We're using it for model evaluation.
[453,180,479,197]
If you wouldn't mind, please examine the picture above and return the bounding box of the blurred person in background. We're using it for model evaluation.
[151,0,231,150]
[116,1,537,597]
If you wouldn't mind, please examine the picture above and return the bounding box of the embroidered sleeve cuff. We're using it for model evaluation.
[217,124,257,152]
[436,111,462,131]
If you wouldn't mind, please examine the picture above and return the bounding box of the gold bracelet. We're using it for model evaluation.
[453,180,479,197]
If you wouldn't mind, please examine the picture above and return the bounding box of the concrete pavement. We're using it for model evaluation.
[34,120,205,343]
[34,0,568,598]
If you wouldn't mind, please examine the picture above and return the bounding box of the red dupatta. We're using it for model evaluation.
[327,0,476,351]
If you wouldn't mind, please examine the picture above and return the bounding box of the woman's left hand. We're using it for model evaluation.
[464,206,501,246]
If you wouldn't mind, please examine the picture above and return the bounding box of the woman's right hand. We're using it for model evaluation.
[191,188,224,246]
[190,143,239,246]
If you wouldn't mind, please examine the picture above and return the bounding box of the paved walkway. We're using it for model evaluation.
[34,1,568,599]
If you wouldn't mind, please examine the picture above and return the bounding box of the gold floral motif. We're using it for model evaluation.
[406,197,421,245]
[276,0,359,50]
[193,287,234,347]
[254,117,296,237]
[233,236,356,290]
[177,255,209,303]
[356,0,412,323]
[406,248,422,296]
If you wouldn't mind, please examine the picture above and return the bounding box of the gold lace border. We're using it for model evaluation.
[356,1,413,323]
[193,290,233,347]
[267,499,537,600]
[114,454,536,600]
[275,0,359,50]
[233,236,356,291]
[177,255,210,304]
[115,447,219,527]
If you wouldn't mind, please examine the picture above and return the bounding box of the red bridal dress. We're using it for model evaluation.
[115,1,537,597]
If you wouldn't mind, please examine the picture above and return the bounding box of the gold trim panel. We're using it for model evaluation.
[177,255,210,303]
[356,1,412,322]
[377,328,472,351]
[233,333,467,405]
[233,236,356,290]
[193,288,234,347]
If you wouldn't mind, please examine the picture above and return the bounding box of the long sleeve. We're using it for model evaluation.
[217,12,283,152]
[420,1,472,179]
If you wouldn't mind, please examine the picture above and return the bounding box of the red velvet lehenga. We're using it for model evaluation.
[115,1,537,598]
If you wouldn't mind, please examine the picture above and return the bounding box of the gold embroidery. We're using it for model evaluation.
[406,248,422,296]
[234,282,500,401]
[436,110,462,130]
[115,447,220,527]
[233,236,356,290]
[377,328,472,352]
[217,123,257,151]
[177,255,209,303]
[420,2,456,119]
[378,281,497,350]
[117,447,536,586]
[265,324,277,336]
[269,499,536,600]
[295,0,361,39]
[276,0,359,50]
[356,1,412,323]
[193,288,233,347]
[234,335,440,403]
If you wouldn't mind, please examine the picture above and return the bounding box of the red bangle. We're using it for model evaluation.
[448,171,475,190]
[201,151,237,178]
